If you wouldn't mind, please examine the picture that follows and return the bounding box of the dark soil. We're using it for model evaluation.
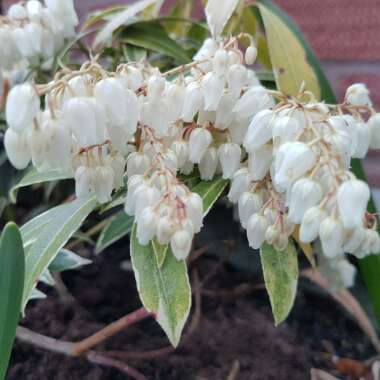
[6,237,376,380]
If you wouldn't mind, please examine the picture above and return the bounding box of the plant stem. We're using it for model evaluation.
[72,307,153,356]
[16,327,147,380]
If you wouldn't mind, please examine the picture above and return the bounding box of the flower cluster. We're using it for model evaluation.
[0,0,78,72]
[4,33,380,266]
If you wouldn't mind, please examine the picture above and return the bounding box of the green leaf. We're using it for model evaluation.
[152,239,169,269]
[95,211,134,254]
[256,1,319,97]
[0,223,25,380]
[165,0,193,37]
[130,225,191,347]
[191,176,229,216]
[49,249,92,272]
[22,196,97,309]
[121,21,191,64]
[260,242,298,325]
[10,167,73,203]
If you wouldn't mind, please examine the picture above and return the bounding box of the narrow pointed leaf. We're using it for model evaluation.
[260,242,298,325]
[130,225,191,347]
[49,249,92,272]
[0,223,24,380]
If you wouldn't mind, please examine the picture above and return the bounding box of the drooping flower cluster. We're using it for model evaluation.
[4,33,380,266]
[0,0,78,72]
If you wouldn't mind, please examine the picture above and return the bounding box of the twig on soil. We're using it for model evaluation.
[72,307,154,356]
[16,326,147,380]
[226,360,240,380]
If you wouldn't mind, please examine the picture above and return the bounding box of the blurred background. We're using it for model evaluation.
[2,0,379,187]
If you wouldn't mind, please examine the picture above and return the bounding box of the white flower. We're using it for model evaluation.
[134,185,161,218]
[343,227,365,253]
[141,99,170,137]
[171,141,189,168]
[156,216,175,245]
[368,113,380,149]
[243,109,275,153]
[194,38,218,62]
[288,178,322,223]
[93,166,114,203]
[137,207,157,245]
[212,49,229,76]
[171,229,193,260]
[336,259,357,288]
[75,166,96,199]
[205,0,239,38]
[126,152,150,178]
[319,217,344,258]
[8,4,28,20]
[245,46,257,65]
[108,153,126,189]
[202,72,225,111]
[4,128,31,169]
[6,83,40,132]
[227,64,247,96]
[184,193,204,233]
[218,143,241,179]
[165,83,186,121]
[27,1,43,22]
[199,147,218,180]
[238,191,263,228]
[353,122,370,158]
[124,175,144,215]
[345,83,372,107]
[274,142,316,190]
[273,116,302,146]
[248,144,272,181]
[118,66,143,91]
[247,213,269,249]
[188,128,213,164]
[181,82,203,122]
[228,168,250,203]
[215,93,235,129]
[300,206,327,243]
[337,180,370,229]
[147,75,166,101]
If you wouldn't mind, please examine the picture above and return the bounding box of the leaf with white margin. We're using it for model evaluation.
[260,242,298,325]
[205,0,240,38]
[94,0,161,48]
[130,225,191,347]
[22,196,97,309]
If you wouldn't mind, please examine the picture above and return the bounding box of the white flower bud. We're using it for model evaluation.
[134,185,161,218]
[141,99,170,138]
[181,82,203,122]
[228,168,250,203]
[343,227,365,253]
[199,147,218,180]
[233,86,274,120]
[353,122,370,158]
[248,144,272,181]
[126,152,150,178]
[75,166,96,199]
[4,128,31,169]
[213,49,229,76]
[171,141,189,168]
[118,66,143,92]
[27,0,43,22]
[185,192,204,233]
[25,22,44,56]
[274,142,316,191]
[6,83,40,132]
[227,64,247,96]
[368,113,380,149]
[238,191,263,228]
[171,230,193,260]
[273,116,302,146]
[165,83,186,121]
[247,213,269,249]
[157,216,175,245]
[202,72,224,111]
[245,46,257,65]
[345,83,372,107]
[194,38,218,62]
[319,217,344,258]
[215,93,235,129]
[337,180,370,229]
[125,175,144,215]
[265,225,279,246]
[163,149,178,173]
[137,207,157,245]
[8,4,28,20]
[108,153,126,189]
[300,206,327,243]
[188,128,213,164]
[147,75,166,101]
[243,109,275,153]
[45,0,78,28]
[93,166,114,203]
[330,115,358,156]
[229,117,250,144]
[218,143,241,179]
[288,178,323,223]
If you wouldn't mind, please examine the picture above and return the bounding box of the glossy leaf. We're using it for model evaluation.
[130,225,191,347]
[49,249,92,272]
[260,242,298,325]
[22,196,97,309]
[121,21,191,63]
[0,223,25,380]
[10,167,73,203]
[95,211,134,254]
[256,1,320,98]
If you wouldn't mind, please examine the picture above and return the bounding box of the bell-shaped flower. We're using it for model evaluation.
[227,64,247,96]
[243,109,275,153]
[117,66,143,92]
[181,82,203,122]
[245,46,258,65]
[319,217,344,258]
[184,192,204,233]
[134,185,161,219]
[288,178,323,223]
[337,179,370,229]
[165,83,186,122]
[137,207,157,245]
[345,83,372,107]
[156,216,175,245]
[343,227,365,254]
[171,229,193,260]
[274,142,317,191]
[201,72,224,111]
[27,1,43,22]
[199,147,218,180]
[368,113,380,149]
[188,128,213,164]
[215,93,235,129]
[247,213,269,249]
[228,168,250,203]
[300,206,327,243]
[171,141,189,169]
[248,144,272,181]
[353,123,370,158]
[93,165,114,203]
[218,143,241,179]
[4,128,31,169]
[273,116,302,146]
[124,175,144,215]
[126,152,150,178]
[6,83,40,132]
[8,4,28,20]
[238,191,263,228]
[212,49,229,76]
